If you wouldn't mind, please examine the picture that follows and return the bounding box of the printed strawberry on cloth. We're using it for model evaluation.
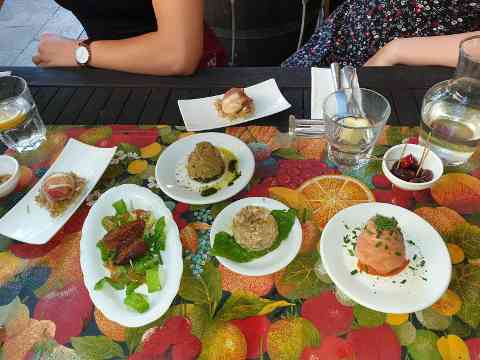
[1,123,480,360]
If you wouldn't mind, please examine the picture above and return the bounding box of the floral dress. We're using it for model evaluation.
[283,0,480,68]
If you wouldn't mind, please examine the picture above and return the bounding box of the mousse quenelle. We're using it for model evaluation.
[356,214,408,276]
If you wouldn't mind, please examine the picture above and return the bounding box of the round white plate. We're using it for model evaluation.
[80,184,182,327]
[155,132,255,205]
[320,202,451,314]
[210,197,302,276]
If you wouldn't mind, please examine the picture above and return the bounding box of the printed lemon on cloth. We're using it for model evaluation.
[127,159,148,174]
[447,243,465,264]
[437,335,470,360]
[140,142,163,159]
[431,289,462,316]
[386,313,409,326]
[298,175,374,229]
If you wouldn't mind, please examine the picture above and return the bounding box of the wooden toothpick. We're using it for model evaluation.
[416,132,432,177]
[396,143,409,169]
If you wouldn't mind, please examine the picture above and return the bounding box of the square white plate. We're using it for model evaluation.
[0,139,116,244]
[178,79,291,131]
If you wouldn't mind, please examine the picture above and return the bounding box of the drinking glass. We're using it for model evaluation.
[0,76,46,152]
[420,35,480,165]
[290,88,391,170]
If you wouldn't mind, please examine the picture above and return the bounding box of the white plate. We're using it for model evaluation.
[156,132,255,205]
[80,184,182,327]
[210,197,302,276]
[320,202,451,314]
[0,139,116,244]
[178,79,291,131]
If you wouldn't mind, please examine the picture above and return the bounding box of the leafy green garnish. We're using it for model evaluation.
[112,199,128,215]
[101,216,117,232]
[373,214,398,233]
[124,292,150,313]
[210,209,296,263]
[133,253,162,274]
[146,265,162,293]
[201,187,218,197]
[144,217,166,252]
[94,276,125,291]
[211,232,264,262]
[126,282,141,296]
[96,241,115,262]
[113,199,128,216]
[96,205,168,314]
[271,209,296,241]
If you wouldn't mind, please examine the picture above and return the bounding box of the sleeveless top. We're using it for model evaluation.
[54,0,227,67]
[283,0,480,68]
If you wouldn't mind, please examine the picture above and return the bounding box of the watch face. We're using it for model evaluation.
[75,46,90,64]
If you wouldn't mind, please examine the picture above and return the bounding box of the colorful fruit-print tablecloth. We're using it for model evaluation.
[1,124,480,360]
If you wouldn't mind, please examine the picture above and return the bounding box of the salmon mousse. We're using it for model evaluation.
[356,214,409,276]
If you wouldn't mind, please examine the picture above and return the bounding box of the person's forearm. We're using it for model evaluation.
[89,31,203,75]
[391,31,480,67]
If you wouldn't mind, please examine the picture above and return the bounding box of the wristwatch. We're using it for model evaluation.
[75,39,93,67]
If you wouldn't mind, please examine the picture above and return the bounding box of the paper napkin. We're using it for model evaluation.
[310,67,360,119]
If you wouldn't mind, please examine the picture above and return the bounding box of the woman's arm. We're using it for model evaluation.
[33,0,204,75]
[364,31,480,67]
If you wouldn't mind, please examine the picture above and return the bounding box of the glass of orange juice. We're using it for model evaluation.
[0,76,46,152]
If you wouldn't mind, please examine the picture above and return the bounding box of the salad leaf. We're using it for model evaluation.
[94,276,125,291]
[126,282,141,296]
[271,209,296,241]
[133,253,162,275]
[113,199,128,216]
[144,217,166,253]
[211,232,261,262]
[101,216,117,232]
[146,265,162,293]
[96,241,115,262]
[211,209,297,263]
[124,292,150,313]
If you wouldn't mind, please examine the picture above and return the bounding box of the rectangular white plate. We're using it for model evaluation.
[0,139,116,244]
[178,79,291,131]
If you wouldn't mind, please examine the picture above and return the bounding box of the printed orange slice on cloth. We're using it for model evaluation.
[268,187,312,219]
[298,175,374,229]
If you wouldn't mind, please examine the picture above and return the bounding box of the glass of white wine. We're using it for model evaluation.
[0,76,46,152]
